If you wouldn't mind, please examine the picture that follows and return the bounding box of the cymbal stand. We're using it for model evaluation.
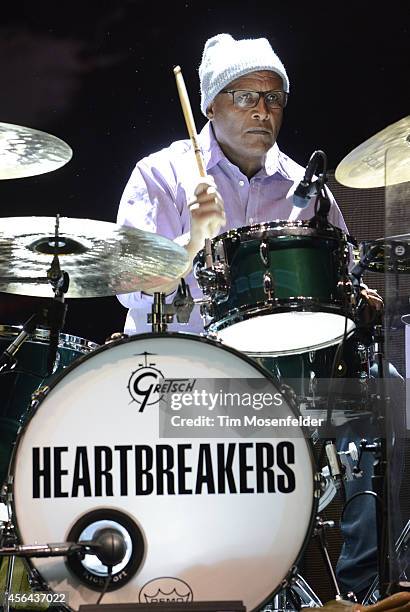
[45,215,69,375]
[370,321,389,596]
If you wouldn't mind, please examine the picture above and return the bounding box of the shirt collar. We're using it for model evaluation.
[198,121,281,177]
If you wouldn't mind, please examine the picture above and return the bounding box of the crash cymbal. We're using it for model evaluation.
[335,115,410,188]
[0,217,189,297]
[0,122,72,179]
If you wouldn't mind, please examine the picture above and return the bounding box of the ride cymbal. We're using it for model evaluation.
[0,216,189,297]
[335,115,410,188]
[0,122,72,180]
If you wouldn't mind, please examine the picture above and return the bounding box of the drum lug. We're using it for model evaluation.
[281,564,299,589]
[263,271,275,299]
[259,240,270,267]
[31,385,49,410]
[314,471,323,498]
[196,262,230,303]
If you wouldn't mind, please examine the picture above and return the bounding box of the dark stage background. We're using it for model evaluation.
[0,0,409,344]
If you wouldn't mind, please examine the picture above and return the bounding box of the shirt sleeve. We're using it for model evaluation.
[116,154,189,309]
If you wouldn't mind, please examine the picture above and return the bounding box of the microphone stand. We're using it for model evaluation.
[306,151,331,230]
[0,313,38,373]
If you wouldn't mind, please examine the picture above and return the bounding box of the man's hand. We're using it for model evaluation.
[188,176,226,252]
[143,176,225,296]
[359,286,384,326]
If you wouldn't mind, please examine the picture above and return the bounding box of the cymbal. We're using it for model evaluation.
[0,122,72,180]
[0,217,189,297]
[335,115,410,188]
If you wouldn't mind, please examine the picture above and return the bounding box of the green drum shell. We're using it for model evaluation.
[0,325,98,484]
[206,222,353,335]
[253,334,371,409]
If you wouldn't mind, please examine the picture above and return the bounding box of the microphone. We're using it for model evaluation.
[293,150,323,208]
[0,529,127,567]
[0,313,38,372]
[92,527,127,568]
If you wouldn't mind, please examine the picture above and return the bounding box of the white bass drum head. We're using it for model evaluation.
[10,333,316,611]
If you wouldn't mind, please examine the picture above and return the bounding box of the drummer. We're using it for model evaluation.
[117,33,382,334]
[117,33,382,599]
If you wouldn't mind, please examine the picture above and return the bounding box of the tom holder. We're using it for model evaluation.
[148,279,194,333]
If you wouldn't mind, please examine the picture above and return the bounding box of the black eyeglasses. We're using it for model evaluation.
[221,89,288,109]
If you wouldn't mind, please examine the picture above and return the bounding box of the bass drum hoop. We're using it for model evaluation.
[0,324,99,353]
[8,332,319,612]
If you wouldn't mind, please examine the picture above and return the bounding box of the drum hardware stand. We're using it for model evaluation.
[363,519,410,604]
[264,571,323,611]
[1,516,18,612]
[148,279,195,332]
[352,437,390,598]
[313,516,345,601]
[45,215,69,375]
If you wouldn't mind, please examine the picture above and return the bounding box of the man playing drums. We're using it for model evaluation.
[117,32,383,600]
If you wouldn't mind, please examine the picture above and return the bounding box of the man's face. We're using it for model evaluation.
[207,70,285,163]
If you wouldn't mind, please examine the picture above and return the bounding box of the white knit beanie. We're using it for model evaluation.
[199,33,290,116]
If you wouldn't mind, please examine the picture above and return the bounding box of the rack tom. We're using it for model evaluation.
[195,221,356,356]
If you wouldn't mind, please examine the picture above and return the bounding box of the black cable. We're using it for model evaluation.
[340,490,383,525]
[96,567,113,605]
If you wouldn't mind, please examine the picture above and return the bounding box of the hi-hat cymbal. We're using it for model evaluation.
[335,115,410,188]
[0,122,73,180]
[0,217,189,297]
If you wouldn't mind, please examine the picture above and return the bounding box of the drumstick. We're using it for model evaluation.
[173,65,206,177]
[173,65,212,267]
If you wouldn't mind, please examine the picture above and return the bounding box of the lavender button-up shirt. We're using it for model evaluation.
[117,122,348,335]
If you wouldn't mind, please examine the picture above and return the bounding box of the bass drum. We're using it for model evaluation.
[9,333,317,611]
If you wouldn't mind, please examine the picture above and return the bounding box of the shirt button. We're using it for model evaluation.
[239,180,245,187]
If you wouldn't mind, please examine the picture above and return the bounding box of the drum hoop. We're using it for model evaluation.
[213,220,346,245]
[0,324,99,353]
[208,298,355,325]
[207,302,355,355]
[7,331,319,610]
